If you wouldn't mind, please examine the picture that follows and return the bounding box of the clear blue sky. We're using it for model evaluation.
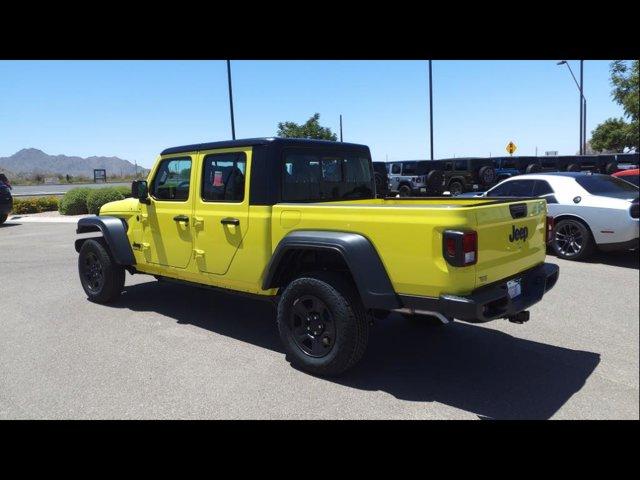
[0,60,627,168]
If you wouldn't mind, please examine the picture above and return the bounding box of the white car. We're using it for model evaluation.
[474,172,639,260]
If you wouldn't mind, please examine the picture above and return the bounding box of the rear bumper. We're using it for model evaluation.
[398,262,559,323]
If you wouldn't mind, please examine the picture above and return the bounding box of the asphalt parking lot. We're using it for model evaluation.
[1,221,638,419]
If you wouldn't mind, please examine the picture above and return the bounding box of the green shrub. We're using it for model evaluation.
[59,188,91,215]
[113,185,132,198]
[12,196,59,214]
[86,188,125,214]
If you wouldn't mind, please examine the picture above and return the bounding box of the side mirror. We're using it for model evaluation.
[131,180,149,204]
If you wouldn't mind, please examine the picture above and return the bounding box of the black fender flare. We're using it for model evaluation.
[75,216,135,265]
[262,230,400,310]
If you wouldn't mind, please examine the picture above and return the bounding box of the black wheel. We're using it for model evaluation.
[78,239,126,303]
[551,218,594,261]
[277,271,369,376]
[0,213,7,225]
[566,163,581,172]
[604,161,618,174]
[449,180,464,196]
[526,163,542,173]
[398,184,411,197]
[478,166,496,186]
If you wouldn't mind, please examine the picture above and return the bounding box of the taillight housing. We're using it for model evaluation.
[630,200,639,219]
[545,216,554,244]
[443,230,477,267]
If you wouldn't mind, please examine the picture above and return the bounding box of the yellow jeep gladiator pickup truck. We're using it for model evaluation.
[75,137,559,376]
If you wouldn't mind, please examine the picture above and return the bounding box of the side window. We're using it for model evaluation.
[283,154,321,201]
[454,160,467,171]
[151,157,192,201]
[486,181,512,197]
[533,180,554,196]
[403,162,417,175]
[391,163,401,174]
[508,180,535,197]
[201,152,247,202]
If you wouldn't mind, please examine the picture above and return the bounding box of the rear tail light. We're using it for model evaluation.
[545,216,554,244]
[630,201,639,219]
[443,230,477,267]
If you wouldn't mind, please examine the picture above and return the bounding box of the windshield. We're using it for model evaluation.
[575,175,639,197]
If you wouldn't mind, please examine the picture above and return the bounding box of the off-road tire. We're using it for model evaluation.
[604,162,618,174]
[551,218,595,261]
[277,271,369,376]
[478,166,496,186]
[78,238,126,303]
[449,180,464,196]
[526,163,542,173]
[566,163,581,172]
[398,184,412,197]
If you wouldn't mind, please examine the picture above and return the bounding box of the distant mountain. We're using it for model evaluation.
[0,148,146,178]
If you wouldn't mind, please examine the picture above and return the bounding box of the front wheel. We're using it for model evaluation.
[277,272,369,376]
[0,213,7,225]
[78,239,126,303]
[551,219,594,261]
[398,185,411,197]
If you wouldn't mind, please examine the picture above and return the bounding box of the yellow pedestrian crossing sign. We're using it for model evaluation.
[506,141,517,155]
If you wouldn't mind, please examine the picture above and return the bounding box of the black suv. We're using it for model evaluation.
[0,173,12,225]
[434,158,497,195]
[540,155,618,174]
[372,161,390,197]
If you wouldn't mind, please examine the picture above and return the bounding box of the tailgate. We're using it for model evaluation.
[473,199,547,288]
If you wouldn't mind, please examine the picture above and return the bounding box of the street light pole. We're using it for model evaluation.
[557,60,587,155]
[340,114,343,142]
[226,60,236,140]
[428,60,434,160]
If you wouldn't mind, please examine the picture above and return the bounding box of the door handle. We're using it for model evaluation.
[220,217,240,226]
[173,215,189,223]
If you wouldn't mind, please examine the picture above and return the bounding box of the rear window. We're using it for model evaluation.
[575,175,639,196]
[282,150,374,202]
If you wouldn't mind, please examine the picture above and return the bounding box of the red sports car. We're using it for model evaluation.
[613,168,639,187]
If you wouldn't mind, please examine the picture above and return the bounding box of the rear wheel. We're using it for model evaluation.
[551,219,594,261]
[526,163,542,173]
[449,180,464,196]
[604,161,618,174]
[0,213,7,225]
[566,163,581,172]
[398,184,411,197]
[78,239,125,303]
[277,271,369,376]
[478,166,496,186]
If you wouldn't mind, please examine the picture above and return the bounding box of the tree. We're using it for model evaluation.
[277,113,337,141]
[590,60,639,152]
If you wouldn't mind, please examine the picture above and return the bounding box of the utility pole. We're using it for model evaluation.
[226,60,236,140]
[340,114,343,142]
[579,60,584,155]
[428,60,434,160]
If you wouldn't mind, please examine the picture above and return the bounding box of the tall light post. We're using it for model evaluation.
[557,60,587,154]
[428,60,434,160]
[340,114,343,142]
[226,60,236,140]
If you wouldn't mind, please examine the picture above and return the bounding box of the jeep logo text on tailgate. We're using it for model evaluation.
[509,225,528,242]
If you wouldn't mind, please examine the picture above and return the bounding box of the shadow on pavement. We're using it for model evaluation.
[0,222,20,228]
[585,250,639,270]
[115,279,600,420]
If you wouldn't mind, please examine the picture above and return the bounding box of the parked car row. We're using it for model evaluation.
[460,172,639,261]
[375,153,639,198]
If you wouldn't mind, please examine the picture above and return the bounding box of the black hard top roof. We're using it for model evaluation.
[161,137,368,155]
[537,172,604,177]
